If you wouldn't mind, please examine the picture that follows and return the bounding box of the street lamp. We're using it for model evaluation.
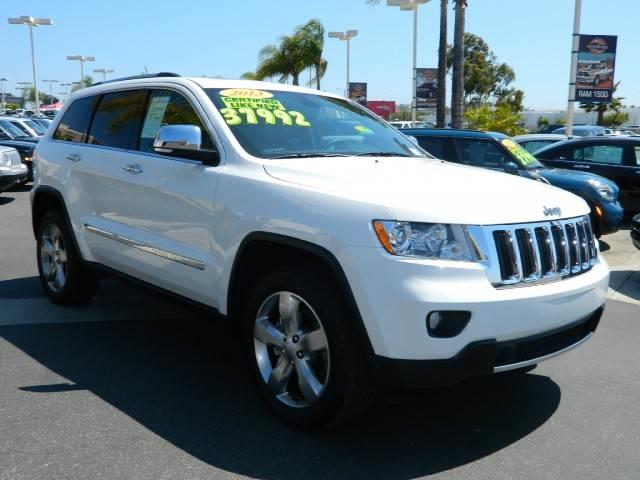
[566,0,582,137]
[8,16,53,116]
[42,79,58,103]
[93,67,114,82]
[328,29,358,98]
[387,0,431,127]
[0,78,6,110]
[67,55,95,89]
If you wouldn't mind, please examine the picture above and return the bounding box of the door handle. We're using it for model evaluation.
[65,153,81,162]
[122,164,143,174]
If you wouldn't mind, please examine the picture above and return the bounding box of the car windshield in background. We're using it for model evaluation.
[24,120,46,135]
[205,88,428,159]
[500,138,543,169]
[0,120,30,138]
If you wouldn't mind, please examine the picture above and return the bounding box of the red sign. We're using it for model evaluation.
[366,101,396,120]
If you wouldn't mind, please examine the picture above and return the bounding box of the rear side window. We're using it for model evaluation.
[416,137,456,161]
[53,96,99,143]
[138,89,214,153]
[87,90,147,149]
[572,145,625,165]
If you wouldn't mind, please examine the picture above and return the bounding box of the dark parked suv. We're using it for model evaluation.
[534,136,640,214]
[402,128,623,236]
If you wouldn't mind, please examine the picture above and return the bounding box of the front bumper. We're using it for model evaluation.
[341,245,609,361]
[593,200,624,236]
[0,167,29,192]
[376,305,603,388]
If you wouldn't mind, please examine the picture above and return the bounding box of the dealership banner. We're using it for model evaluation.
[348,82,367,106]
[415,68,438,109]
[575,35,617,103]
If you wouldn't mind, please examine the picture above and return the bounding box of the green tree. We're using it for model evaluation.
[601,111,629,127]
[580,81,624,126]
[537,116,550,131]
[253,20,327,87]
[464,104,525,136]
[447,32,516,107]
[5,103,18,110]
[436,0,448,127]
[240,71,259,80]
[451,0,467,128]
[24,87,59,105]
[71,75,94,92]
[495,88,524,112]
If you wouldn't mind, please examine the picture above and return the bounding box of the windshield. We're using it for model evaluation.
[0,120,30,138]
[500,138,543,169]
[205,88,427,159]
[23,119,46,135]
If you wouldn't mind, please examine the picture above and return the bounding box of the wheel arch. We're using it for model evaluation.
[31,186,83,256]
[227,232,375,357]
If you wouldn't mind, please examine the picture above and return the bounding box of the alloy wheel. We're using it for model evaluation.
[40,224,67,293]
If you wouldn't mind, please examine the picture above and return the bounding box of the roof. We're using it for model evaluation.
[512,134,568,141]
[74,74,342,100]
[400,128,494,139]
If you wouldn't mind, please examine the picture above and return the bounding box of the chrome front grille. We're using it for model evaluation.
[480,216,597,288]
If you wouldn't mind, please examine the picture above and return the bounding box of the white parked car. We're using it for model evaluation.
[0,146,28,193]
[31,75,609,427]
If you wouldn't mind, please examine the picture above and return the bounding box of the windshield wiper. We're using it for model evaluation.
[355,151,412,157]
[269,153,349,159]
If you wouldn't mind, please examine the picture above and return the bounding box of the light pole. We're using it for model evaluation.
[328,30,358,98]
[387,0,430,127]
[93,67,114,82]
[42,79,58,103]
[0,78,6,110]
[58,90,67,104]
[67,55,95,89]
[8,16,52,116]
[566,0,582,137]
[17,81,31,109]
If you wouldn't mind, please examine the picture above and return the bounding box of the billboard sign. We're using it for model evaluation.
[415,68,438,109]
[366,100,396,120]
[575,35,617,103]
[348,82,367,106]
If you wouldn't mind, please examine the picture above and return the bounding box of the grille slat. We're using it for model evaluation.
[491,216,595,288]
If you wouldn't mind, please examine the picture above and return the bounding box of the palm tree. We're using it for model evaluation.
[296,19,327,89]
[436,0,448,127]
[255,35,306,86]
[451,0,467,128]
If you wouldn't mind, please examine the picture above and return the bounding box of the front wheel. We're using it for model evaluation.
[245,266,375,428]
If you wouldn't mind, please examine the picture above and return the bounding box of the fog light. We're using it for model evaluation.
[426,311,471,338]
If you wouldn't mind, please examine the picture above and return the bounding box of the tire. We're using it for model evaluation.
[244,266,376,428]
[36,210,99,305]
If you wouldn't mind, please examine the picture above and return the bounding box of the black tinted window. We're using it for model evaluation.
[87,90,147,149]
[416,137,455,161]
[456,139,509,168]
[53,96,99,142]
[573,145,625,165]
[138,90,214,153]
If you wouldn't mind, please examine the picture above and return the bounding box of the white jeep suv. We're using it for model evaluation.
[31,74,609,427]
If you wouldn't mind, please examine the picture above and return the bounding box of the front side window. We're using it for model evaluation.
[24,119,46,135]
[456,139,510,169]
[634,146,640,166]
[138,90,214,153]
[87,90,147,149]
[53,96,99,143]
[205,88,426,159]
[521,140,556,154]
[573,145,625,165]
[416,137,456,161]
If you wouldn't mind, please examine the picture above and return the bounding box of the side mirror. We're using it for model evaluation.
[504,161,519,174]
[153,124,218,165]
[154,124,202,152]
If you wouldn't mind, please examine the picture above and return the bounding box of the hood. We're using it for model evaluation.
[263,157,589,225]
[0,140,35,151]
[537,167,618,191]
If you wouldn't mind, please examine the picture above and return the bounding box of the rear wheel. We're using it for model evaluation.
[245,266,375,428]
[37,211,99,305]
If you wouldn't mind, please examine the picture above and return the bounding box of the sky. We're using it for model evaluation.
[2,0,638,110]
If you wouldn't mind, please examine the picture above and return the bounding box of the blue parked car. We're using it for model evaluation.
[401,128,623,237]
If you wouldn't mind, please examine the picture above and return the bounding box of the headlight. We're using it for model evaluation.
[587,178,615,202]
[373,221,477,261]
[0,153,10,167]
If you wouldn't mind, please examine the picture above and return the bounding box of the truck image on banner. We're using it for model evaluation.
[575,35,617,103]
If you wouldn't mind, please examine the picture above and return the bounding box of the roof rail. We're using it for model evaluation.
[91,72,180,86]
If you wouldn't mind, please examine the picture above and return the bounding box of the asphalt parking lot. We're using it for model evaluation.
[1,184,639,480]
